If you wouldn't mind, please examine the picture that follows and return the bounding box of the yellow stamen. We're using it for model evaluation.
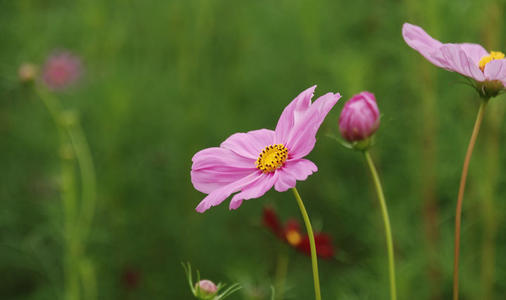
[255,144,288,173]
[479,51,505,71]
[286,230,302,246]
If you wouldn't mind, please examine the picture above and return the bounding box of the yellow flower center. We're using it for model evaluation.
[255,144,288,173]
[286,230,302,246]
[478,51,505,71]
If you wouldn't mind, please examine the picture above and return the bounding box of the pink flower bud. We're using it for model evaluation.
[339,91,380,142]
[195,279,217,297]
[42,51,82,90]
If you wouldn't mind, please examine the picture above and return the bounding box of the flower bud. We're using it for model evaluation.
[18,63,38,83]
[339,91,380,142]
[195,279,218,298]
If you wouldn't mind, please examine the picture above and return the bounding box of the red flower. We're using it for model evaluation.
[263,206,335,259]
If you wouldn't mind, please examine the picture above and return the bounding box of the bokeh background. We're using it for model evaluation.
[1,0,506,299]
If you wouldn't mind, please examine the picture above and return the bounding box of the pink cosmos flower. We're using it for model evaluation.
[191,86,341,212]
[339,91,380,142]
[42,51,82,90]
[402,23,506,97]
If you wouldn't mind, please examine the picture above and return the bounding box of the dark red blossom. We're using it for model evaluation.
[262,206,335,259]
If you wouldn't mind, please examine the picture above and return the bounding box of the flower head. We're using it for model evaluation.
[339,91,380,143]
[191,86,341,212]
[42,51,82,90]
[263,207,335,259]
[402,23,506,98]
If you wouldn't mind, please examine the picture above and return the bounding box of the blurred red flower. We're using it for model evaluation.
[263,206,335,259]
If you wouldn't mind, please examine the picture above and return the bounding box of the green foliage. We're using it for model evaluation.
[1,0,505,299]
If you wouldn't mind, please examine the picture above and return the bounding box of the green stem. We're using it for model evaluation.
[291,188,321,300]
[68,122,97,241]
[453,99,488,300]
[363,150,397,300]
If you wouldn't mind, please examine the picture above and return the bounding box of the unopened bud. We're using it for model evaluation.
[195,280,217,298]
[339,91,380,143]
[18,63,38,83]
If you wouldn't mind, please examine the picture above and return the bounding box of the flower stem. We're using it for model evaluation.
[453,99,488,300]
[363,150,397,300]
[291,187,321,300]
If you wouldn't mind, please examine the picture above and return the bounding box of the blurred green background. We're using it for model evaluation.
[1,0,506,299]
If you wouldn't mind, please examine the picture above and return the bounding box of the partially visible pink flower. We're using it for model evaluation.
[402,23,506,97]
[339,91,380,142]
[191,86,341,212]
[42,51,82,90]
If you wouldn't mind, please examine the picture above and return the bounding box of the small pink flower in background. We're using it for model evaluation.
[402,23,506,97]
[42,51,82,90]
[339,91,380,142]
[191,86,341,212]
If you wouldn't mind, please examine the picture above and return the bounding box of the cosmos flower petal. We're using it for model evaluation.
[221,129,276,159]
[191,147,256,193]
[229,173,278,210]
[192,147,255,170]
[283,159,318,181]
[286,92,341,159]
[191,166,254,194]
[195,172,263,213]
[274,168,297,192]
[298,233,335,259]
[459,43,489,64]
[440,44,485,81]
[275,86,316,144]
[484,59,506,82]
[402,23,446,68]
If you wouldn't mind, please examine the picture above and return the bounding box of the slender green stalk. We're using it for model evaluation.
[363,151,397,300]
[67,121,97,240]
[291,188,321,300]
[36,87,97,300]
[453,99,488,300]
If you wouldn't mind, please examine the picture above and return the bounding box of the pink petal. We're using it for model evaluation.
[459,43,489,65]
[191,147,256,193]
[195,172,263,213]
[275,86,316,144]
[274,168,297,192]
[484,59,506,82]
[229,172,278,210]
[402,23,446,68]
[192,147,255,170]
[285,92,341,159]
[191,166,254,194]
[440,44,485,82]
[221,129,275,159]
[284,159,318,181]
